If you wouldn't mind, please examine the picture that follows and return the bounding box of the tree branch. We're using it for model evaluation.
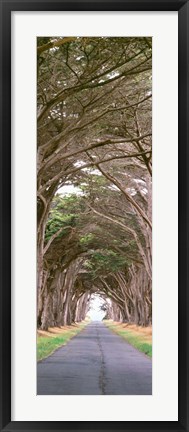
[37,37,77,55]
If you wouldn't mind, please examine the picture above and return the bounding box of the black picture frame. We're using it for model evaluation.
[0,1,188,431]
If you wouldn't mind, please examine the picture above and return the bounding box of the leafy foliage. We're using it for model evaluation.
[84,249,129,277]
[37,36,152,329]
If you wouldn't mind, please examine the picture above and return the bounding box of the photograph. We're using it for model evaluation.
[37,36,152,395]
[1,1,188,429]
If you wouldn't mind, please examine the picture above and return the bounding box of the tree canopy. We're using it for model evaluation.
[37,36,152,329]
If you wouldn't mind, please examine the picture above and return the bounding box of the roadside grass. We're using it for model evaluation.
[104,321,152,358]
[37,321,88,361]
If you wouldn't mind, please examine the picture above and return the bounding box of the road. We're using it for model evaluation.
[37,321,152,395]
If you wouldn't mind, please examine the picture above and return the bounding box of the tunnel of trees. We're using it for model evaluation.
[37,36,152,330]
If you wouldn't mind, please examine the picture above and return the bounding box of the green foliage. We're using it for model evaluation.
[44,190,139,279]
[79,233,95,245]
[84,249,128,277]
[80,174,108,196]
[45,194,83,243]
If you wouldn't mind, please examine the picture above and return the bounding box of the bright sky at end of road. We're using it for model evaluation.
[88,295,106,321]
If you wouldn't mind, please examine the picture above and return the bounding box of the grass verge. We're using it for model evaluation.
[104,321,152,358]
[37,321,88,361]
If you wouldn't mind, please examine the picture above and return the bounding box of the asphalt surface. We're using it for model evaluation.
[37,321,152,395]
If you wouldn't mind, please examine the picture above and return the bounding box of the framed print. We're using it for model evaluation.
[0,0,189,431]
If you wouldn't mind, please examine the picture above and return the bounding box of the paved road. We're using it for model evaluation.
[37,322,152,395]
